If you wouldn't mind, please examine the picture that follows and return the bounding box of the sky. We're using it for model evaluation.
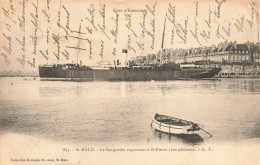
[0,0,259,72]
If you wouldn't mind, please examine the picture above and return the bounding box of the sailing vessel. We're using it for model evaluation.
[39,16,221,81]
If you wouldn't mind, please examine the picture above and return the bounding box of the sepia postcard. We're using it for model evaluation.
[1,0,260,164]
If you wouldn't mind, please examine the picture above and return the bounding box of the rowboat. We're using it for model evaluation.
[151,113,211,137]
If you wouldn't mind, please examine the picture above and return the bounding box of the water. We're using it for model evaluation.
[1,77,260,145]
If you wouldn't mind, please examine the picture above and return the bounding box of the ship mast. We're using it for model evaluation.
[76,24,81,65]
[256,0,259,44]
[66,23,86,65]
[160,13,167,66]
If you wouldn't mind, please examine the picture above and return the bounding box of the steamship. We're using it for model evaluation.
[38,16,221,81]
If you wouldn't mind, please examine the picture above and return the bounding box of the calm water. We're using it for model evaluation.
[1,77,260,145]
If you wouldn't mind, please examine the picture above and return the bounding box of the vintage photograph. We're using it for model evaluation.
[1,0,260,164]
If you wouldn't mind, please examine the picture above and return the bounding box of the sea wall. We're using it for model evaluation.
[221,64,260,74]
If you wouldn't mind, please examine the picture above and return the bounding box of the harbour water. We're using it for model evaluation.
[1,77,260,146]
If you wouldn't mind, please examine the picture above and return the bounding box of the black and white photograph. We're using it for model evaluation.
[1,0,260,164]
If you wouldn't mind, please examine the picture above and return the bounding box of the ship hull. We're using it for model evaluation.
[39,66,220,81]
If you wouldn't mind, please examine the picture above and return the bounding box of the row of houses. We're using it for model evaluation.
[171,41,260,64]
[131,41,260,65]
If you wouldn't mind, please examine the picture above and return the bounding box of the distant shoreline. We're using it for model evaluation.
[0,75,39,77]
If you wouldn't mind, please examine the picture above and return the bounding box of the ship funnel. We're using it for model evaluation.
[122,49,128,67]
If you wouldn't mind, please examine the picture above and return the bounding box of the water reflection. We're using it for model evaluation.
[39,86,83,97]
[153,130,204,145]
[1,77,260,145]
[37,79,260,99]
[224,79,260,94]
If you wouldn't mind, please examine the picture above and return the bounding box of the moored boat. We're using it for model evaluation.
[151,113,203,135]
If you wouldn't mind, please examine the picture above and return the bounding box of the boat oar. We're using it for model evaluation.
[199,127,213,138]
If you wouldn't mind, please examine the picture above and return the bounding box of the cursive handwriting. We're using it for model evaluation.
[52,33,60,61]
[2,7,16,24]
[18,0,26,32]
[140,11,147,38]
[2,33,12,55]
[125,13,137,38]
[40,50,48,61]
[246,19,253,29]
[57,1,61,28]
[110,11,119,44]
[1,1,16,66]
[222,22,231,37]
[62,5,71,39]
[201,5,211,43]
[86,38,92,59]
[234,15,244,32]
[29,0,39,67]
[98,4,110,40]
[190,1,202,46]
[128,35,136,53]
[125,13,137,53]
[146,3,156,16]
[98,5,107,59]
[42,9,50,24]
[136,11,147,52]
[246,0,257,29]
[1,33,12,65]
[47,0,50,9]
[9,0,15,14]
[17,56,25,66]
[112,47,116,56]
[1,52,11,65]
[175,17,188,44]
[62,49,69,60]
[167,3,175,45]
[57,4,71,40]
[40,0,51,62]
[100,40,104,58]
[139,20,155,48]
[86,4,98,34]
[136,40,144,52]
[249,0,257,20]
[146,3,156,49]
[214,0,226,19]
[205,5,212,28]
[5,23,11,32]
[200,30,210,42]
[16,35,26,66]
[27,59,35,67]
[216,24,224,39]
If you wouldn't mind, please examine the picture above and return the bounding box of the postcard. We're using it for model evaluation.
[1,0,260,164]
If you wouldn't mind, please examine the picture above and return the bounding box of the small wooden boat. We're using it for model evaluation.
[151,113,203,135]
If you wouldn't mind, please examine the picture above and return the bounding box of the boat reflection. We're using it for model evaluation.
[153,129,204,145]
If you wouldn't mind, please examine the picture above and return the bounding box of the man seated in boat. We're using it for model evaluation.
[191,123,200,131]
